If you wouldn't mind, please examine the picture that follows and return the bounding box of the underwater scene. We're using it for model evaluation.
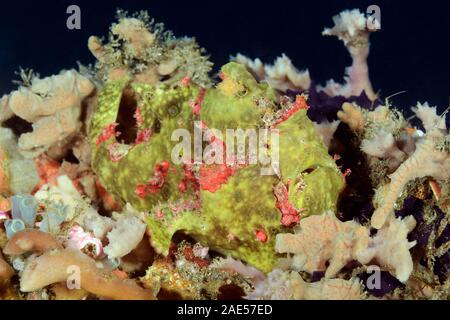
[0,0,449,301]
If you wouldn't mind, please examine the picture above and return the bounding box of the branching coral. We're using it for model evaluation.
[371,105,449,229]
[361,130,404,160]
[276,211,369,277]
[357,215,417,282]
[0,70,95,158]
[20,248,154,300]
[413,102,447,132]
[337,102,366,133]
[275,211,416,282]
[88,10,212,87]
[233,53,311,92]
[361,129,406,170]
[338,102,407,141]
[337,101,413,188]
[321,9,378,100]
[247,269,364,300]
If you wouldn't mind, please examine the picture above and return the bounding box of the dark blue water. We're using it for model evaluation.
[0,0,449,113]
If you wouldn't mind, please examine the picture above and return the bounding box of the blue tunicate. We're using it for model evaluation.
[11,194,37,228]
[39,203,67,233]
[4,219,25,239]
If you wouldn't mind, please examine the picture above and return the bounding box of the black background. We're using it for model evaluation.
[0,0,449,114]
[0,299,440,317]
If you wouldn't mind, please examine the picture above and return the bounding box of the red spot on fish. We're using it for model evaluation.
[168,198,201,215]
[195,121,243,193]
[274,95,309,126]
[160,161,170,172]
[135,128,153,145]
[155,209,165,220]
[178,181,187,193]
[147,161,170,194]
[293,95,309,110]
[134,107,143,128]
[196,121,208,130]
[198,164,235,193]
[274,182,301,227]
[181,77,191,86]
[134,161,170,198]
[178,164,199,193]
[255,229,268,243]
[135,184,148,199]
[191,88,206,116]
[96,123,120,146]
